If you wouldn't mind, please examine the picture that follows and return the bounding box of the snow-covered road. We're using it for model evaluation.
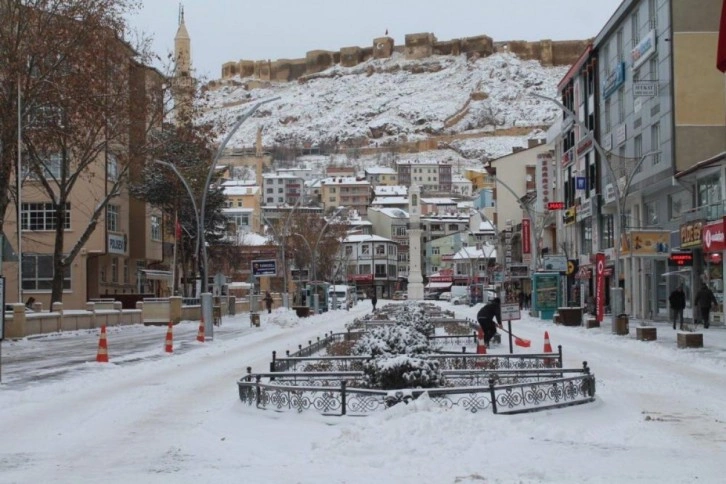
[1,301,725,483]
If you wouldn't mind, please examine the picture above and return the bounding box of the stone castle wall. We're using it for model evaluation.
[220,32,590,82]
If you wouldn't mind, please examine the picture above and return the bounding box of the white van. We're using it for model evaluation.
[328,285,354,309]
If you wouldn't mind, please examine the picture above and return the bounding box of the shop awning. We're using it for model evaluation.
[140,270,173,281]
[425,282,452,289]
[661,269,691,278]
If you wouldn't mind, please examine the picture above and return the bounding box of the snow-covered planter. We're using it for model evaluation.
[362,355,445,390]
[352,325,431,357]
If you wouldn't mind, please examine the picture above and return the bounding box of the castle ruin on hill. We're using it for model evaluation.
[220,32,590,83]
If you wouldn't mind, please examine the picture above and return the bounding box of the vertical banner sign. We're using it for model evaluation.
[595,253,605,323]
[521,219,531,256]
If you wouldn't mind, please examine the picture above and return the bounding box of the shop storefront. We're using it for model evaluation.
[702,218,725,325]
[622,230,671,319]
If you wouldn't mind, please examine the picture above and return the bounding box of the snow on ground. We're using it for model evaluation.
[2,301,725,483]
[200,52,568,155]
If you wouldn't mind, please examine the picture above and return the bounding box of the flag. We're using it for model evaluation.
[718,0,726,72]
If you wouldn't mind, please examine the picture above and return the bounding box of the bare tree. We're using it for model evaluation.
[1,1,167,302]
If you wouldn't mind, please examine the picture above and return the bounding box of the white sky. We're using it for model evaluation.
[129,0,624,80]
[2,300,726,482]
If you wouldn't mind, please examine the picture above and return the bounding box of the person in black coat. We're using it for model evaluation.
[668,285,686,330]
[371,291,377,311]
[694,283,718,329]
[477,297,502,347]
[264,291,273,314]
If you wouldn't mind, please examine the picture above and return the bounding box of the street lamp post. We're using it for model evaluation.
[199,97,279,294]
[530,92,659,323]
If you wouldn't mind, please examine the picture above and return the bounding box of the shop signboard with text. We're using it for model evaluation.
[621,230,670,256]
[680,221,704,249]
[702,219,725,253]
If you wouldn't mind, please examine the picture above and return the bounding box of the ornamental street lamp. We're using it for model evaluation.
[530,92,659,323]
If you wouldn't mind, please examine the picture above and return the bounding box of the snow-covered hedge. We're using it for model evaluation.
[352,325,430,357]
[362,355,445,390]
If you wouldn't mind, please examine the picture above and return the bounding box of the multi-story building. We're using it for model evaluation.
[262,173,305,206]
[320,177,371,215]
[366,207,410,280]
[340,234,399,298]
[222,183,261,236]
[364,166,398,186]
[396,159,452,192]
[420,214,471,245]
[565,0,726,320]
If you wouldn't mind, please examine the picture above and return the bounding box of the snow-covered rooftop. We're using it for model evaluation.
[373,185,407,196]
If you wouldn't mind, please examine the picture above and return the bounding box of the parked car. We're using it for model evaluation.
[392,291,408,300]
[356,290,366,300]
[424,291,440,300]
[439,292,452,301]
[451,295,468,305]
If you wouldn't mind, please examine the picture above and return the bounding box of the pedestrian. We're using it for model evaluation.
[371,291,377,312]
[477,297,502,347]
[264,291,273,314]
[668,285,686,330]
[518,291,525,310]
[694,283,718,329]
[526,292,531,309]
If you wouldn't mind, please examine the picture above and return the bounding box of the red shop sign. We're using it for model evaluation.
[703,219,725,253]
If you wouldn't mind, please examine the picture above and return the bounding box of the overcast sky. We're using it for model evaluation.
[129,0,624,80]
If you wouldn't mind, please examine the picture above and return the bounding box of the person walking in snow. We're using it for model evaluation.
[695,283,718,329]
[264,291,273,314]
[669,285,686,330]
[371,291,377,312]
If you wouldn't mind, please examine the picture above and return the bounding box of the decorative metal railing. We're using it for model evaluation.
[238,363,595,416]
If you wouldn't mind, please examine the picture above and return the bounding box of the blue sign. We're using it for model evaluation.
[251,259,277,277]
[602,62,625,99]
[576,177,587,190]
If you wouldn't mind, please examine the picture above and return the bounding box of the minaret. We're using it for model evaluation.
[172,4,194,124]
[407,184,424,300]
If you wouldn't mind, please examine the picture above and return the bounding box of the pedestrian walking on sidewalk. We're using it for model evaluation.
[371,291,377,312]
[695,283,718,329]
[669,285,686,330]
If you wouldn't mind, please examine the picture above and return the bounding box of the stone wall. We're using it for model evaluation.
[220,32,589,82]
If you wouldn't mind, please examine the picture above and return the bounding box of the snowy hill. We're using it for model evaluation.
[200,51,569,160]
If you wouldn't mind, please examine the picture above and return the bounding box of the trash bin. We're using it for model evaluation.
[614,314,629,335]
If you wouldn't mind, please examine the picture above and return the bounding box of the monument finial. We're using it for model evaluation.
[178,3,184,26]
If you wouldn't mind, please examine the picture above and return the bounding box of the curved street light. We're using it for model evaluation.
[530,92,660,319]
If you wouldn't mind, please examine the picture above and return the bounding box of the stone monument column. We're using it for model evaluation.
[407,184,424,300]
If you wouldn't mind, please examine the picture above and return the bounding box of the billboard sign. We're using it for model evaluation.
[542,255,567,272]
[251,259,277,277]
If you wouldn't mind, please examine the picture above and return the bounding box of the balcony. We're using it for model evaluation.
[681,201,725,223]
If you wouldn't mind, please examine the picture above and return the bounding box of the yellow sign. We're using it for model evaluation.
[622,230,670,256]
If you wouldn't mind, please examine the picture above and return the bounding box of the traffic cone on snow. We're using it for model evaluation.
[196,317,205,343]
[543,331,554,367]
[476,327,487,354]
[164,321,174,353]
[96,325,109,363]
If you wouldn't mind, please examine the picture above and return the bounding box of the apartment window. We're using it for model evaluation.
[266,188,273,194]
[394,226,407,237]
[649,54,658,81]
[22,253,70,290]
[151,215,162,241]
[329,187,336,193]
[107,205,120,232]
[278,188,283,193]
[651,123,661,164]
[107,153,119,181]
[617,90,625,123]
[111,257,118,283]
[375,244,385,255]
[616,28,624,62]
[123,260,129,284]
[432,246,440,255]
[21,202,70,231]
[631,10,640,46]
[361,244,370,255]
[602,44,611,75]
[668,192,688,221]
[266,197,273,203]
[345,245,353,256]
[634,134,643,158]
[648,0,657,29]
[374,264,387,277]
[645,201,659,226]
[24,152,62,179]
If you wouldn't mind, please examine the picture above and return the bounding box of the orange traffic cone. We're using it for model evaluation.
[196,317,205,343]
[96,325,109,363]
[476,327,487,354]
[543,331,554,367]
[164,321,174,353]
